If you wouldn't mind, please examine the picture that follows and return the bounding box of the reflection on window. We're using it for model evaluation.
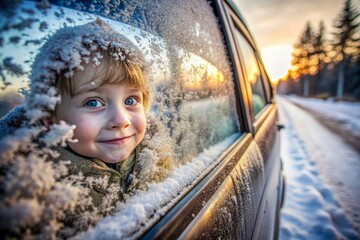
[234,30,267,115]
[181,53,225,94]
[170,51,239,164]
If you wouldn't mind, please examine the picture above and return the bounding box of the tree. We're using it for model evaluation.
[313,21,329,95]
[291,22,315,96]
[313,21,328,73]
[332,0,360,99]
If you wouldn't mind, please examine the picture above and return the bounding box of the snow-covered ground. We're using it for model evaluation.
[287,95,360,138]
[278,95,360,239]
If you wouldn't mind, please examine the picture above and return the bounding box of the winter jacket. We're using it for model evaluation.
[54,146,136,207]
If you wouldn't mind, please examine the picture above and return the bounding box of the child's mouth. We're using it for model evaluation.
[99,135,133,145]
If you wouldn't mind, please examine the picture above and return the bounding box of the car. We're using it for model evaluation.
[0,0,285,239]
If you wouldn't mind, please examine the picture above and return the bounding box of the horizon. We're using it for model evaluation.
[234,0,360,83]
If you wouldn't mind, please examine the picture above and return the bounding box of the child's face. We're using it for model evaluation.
[55,65,146,164]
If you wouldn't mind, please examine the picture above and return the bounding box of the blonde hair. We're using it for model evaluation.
[56,49,150,109]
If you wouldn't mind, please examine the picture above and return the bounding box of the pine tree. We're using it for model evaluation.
[332,0,360,99]
[313,21,328,73]
[313,21,329,95]
[291,22,315,96]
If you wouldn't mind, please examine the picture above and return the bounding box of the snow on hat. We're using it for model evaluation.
[24,18,145,123]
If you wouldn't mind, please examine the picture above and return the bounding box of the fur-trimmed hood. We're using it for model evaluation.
[24,18,146,124]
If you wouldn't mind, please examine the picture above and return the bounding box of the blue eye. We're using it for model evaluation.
[124,97,138,106]
[85,99,104,108]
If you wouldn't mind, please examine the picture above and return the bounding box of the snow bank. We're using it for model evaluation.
[286,95,360,138]
[278,96,360,239]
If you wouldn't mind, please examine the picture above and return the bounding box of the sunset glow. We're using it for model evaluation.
[260,45,293,84]
[181,53,225,91]
[234,0,360,86]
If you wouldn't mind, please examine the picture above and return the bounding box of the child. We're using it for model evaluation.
[1,19,150,207]
[0,19,175,238]
[48,19,151,206]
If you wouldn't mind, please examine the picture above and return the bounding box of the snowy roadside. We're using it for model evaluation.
[277,95,360,239]
[284,96,360,136]
[283,94,360,153]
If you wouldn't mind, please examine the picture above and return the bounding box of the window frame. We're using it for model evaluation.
[233,28,268,116]
[214,1,252,134]
[220,0,275,135]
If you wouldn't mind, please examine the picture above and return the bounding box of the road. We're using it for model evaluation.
[278,96,360,239]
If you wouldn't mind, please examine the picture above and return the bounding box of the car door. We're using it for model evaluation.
[220,1,283,239]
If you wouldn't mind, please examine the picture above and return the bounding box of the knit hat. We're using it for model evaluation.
[24,18,146,124]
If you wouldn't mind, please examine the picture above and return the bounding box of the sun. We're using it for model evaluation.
[260,44,293,84]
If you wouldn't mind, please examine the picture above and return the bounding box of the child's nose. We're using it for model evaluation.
[107,105,131,129]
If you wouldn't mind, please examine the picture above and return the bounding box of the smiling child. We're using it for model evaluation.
[34,19,150,206]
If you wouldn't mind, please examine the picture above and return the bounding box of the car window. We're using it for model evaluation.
[258,61,273,103]
[0,0,242,238]
[1,0,241,159]
[234,29,267,116]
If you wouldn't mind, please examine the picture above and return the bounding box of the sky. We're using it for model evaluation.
[234,0,360,83]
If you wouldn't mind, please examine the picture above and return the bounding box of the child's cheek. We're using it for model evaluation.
[135,113,147,141]
[72,117,98,141]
